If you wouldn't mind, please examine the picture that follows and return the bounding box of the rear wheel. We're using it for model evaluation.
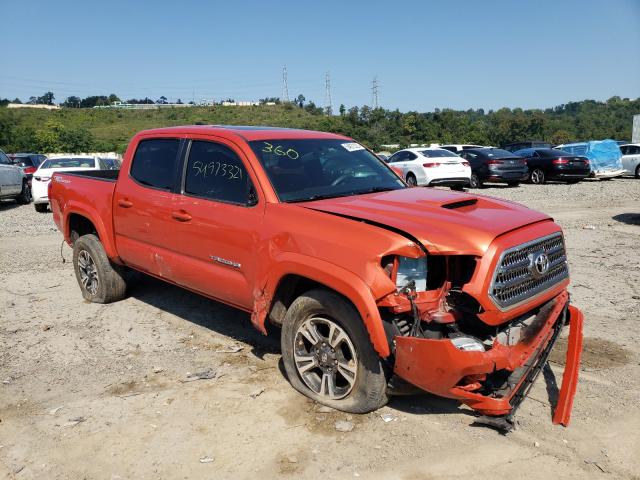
[406,173,417,187]
[34,203,48,213]
[530,168,546,184]
[281,289,389,413]
[635,165,640,179]
[469,173,482,188]
[72,234,127,303]
[16,180,32,204]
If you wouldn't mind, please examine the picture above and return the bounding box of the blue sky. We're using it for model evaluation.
[1,0,639,111]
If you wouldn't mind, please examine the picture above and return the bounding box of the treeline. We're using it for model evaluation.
[0,96,637,153]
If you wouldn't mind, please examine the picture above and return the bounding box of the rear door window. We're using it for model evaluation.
[130,139,180,190]
[183,140,253,205]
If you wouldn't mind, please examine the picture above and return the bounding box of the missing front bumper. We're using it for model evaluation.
[393,291,583,428]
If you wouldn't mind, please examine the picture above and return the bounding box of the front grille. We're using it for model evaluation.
[490,233,568,309]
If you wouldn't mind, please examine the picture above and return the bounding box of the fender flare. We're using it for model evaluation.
[255,252,391,358]
[63,201,119,260]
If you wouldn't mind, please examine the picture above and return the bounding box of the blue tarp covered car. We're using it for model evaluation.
[554,140,625,178]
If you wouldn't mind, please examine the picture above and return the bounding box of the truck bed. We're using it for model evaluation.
[49,170,119,253]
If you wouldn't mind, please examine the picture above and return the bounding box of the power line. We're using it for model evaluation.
[324,72,332,115]
[372,76,379,109]
[282,65,289,103]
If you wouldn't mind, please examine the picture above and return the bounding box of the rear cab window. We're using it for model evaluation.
[130,139,181,190]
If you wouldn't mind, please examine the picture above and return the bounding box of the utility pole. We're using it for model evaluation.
[282,65,289,103]
[324,72,332,115]
[372,76,379,109]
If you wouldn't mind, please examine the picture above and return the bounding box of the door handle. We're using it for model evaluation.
[171,210,192,222]
[118,198,133,208]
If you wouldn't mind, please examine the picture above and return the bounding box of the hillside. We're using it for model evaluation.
[1,96,638,153]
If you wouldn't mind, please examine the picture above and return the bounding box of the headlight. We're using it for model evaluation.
[450,336,485,352]
[396,256,427,292]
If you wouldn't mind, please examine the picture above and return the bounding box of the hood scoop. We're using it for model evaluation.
[441,198,478,210]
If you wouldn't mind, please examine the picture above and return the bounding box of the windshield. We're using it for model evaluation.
[41,157,96,169]
[419,149,459,158]
[249,139,405,202]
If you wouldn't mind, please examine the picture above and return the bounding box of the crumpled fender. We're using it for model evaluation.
[253,252,391,358]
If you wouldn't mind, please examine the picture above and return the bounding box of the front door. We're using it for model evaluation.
[171,138,265,310]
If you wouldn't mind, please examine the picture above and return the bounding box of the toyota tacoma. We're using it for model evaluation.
[49,126,583,429]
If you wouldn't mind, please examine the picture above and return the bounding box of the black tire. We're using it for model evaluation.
[530,168,545,184]
[281,289,389,413]
[34,203,48,213]
[16,180,32,204]
[469,173,482,188]
[636,165,640,179]
[406,173,417,187]
[72,234,127,303]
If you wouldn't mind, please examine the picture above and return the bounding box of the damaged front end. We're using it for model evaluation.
[376,232,584,431]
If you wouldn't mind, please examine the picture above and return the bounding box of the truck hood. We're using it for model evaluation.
[302,188,551,256]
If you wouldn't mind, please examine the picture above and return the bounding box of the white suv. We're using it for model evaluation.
[620,144,640,178]
[387,147,471,188]
[0,149,31,205]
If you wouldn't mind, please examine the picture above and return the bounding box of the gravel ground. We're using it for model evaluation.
[1,178,639,479]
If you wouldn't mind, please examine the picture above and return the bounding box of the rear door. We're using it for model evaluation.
[170,137,264,309]
[113,137,185,277]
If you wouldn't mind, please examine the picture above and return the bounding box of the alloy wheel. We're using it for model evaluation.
[531,169,545,184]
[78,250,99,295]
[293,317,358,400]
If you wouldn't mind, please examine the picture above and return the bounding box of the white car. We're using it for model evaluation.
[387,147,471,188]
[32,155,109,212]
[620,144,640,178]
[0,148,31,204]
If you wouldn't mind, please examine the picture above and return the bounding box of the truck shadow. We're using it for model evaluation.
[612,213,640,225]
[126,272,281,359]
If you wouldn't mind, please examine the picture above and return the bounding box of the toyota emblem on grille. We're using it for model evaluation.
[533,252,550,276]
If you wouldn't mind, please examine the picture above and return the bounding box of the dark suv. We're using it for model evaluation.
[458,148,528,188]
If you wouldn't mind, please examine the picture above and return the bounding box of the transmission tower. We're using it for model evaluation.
[281,65,289,103]
[372,77,379,109]
[324,72,332,115]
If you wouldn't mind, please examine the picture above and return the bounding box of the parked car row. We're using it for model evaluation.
[382,138,637,189]
[0,150,121,211]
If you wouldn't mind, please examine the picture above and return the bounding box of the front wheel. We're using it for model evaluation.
[281,289,389,413]
[16,180,32,204]
[72,234,127,303]
[635,165,640,179]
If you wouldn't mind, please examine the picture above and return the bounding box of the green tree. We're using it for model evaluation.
[37,92,55,105]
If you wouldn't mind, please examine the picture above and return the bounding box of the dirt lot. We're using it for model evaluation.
[1,179,639,479]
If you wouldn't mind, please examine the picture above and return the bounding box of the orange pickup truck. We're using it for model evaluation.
[50,125,583,430]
